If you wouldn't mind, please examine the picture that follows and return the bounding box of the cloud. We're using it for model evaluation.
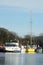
[0,0,43,12]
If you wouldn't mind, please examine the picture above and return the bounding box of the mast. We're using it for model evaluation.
[30,11,32,45]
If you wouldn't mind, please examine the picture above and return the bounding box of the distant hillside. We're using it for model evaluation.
[0,28,19,44]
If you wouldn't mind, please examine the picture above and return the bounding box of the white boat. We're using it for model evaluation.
[5,42,21,52]
[21,46,26,53]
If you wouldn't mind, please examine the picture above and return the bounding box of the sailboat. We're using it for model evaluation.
[26,11,35,54]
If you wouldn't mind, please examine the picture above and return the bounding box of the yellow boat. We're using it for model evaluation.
[26,48,35,54]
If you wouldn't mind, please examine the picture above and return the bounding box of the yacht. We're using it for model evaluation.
[5,42,21,52]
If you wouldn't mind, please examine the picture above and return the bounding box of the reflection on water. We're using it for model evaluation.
[0,53,43,65]
[0,53,5,65]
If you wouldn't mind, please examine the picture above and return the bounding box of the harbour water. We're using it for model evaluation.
[0,53,43,65]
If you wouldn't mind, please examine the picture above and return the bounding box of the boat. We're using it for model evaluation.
[26,11,35,54]
[26,48,35,54]
[36,45,42,53]
[26,45,35,54]
[21,45,26,53]
[4,42,21,52]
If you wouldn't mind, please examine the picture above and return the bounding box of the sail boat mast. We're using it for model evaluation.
[30,11,32,45]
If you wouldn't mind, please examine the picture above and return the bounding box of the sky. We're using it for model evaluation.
[0,0,43,37]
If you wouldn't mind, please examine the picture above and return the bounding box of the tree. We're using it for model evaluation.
[0,28,9,44]
[0,28,20,44]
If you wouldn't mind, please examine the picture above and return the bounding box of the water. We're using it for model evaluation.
[0,53,43,65]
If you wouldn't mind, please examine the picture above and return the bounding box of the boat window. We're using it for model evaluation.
[5,44,17,46]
